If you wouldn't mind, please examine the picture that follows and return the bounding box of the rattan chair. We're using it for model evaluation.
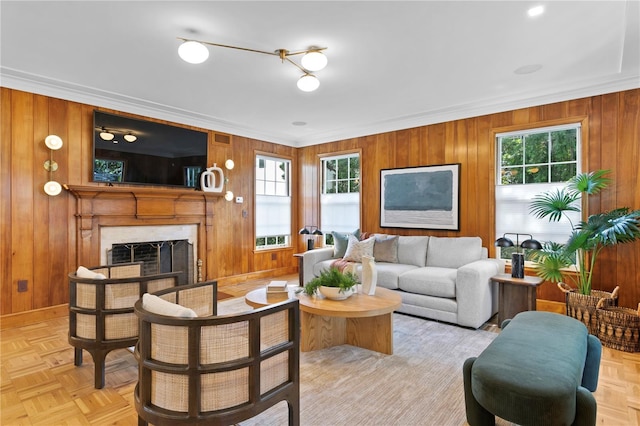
[134,281,300,426]
[68,262,181,388]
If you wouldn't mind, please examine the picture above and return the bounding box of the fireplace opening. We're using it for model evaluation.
[108,239,193,284]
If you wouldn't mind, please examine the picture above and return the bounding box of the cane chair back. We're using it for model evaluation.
[68,262,181,388]
[134,281,300,425]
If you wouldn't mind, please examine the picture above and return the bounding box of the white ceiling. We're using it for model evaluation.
[1,1,639,147]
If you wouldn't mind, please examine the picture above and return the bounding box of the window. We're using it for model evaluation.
[320,154,360,244]
[255,155,291,250]
[495,123,581,261]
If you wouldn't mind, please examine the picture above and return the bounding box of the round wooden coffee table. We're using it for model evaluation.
[245,287,402,354]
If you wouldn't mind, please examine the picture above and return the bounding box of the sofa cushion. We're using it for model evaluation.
[398,267,457,298]
[343,235,375,262]
[373,235,399,263]
[331,229,361,258]
[375,263,419,289]
[397,236,430,267]
[426,236,482,269]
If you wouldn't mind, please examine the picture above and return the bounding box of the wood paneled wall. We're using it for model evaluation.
[297,89,640,307]
[1,87,639,315]
[0,88,297,316]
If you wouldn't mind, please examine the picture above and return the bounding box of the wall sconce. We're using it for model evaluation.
[495,233,542,278]
[43,135,63,196]
[224,159,235,202]
[299,226,323,250]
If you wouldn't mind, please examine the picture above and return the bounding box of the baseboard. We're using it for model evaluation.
[536,299,565,314]
[1,303,68,330]
[216,267,296,287]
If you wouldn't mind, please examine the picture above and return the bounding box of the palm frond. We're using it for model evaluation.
[567,170,611,195]
[529,188,580,222]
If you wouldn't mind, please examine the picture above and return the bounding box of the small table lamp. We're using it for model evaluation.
[495,233,542,278]
[299,226,323,250]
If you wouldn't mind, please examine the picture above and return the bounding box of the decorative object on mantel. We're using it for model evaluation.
[494,233,542,278]
[300,268,358,300]
[177,37,327,92]
[299,225,323,250]
[43,134,63,196]
[361,255,378,295]
[200,164,224,193]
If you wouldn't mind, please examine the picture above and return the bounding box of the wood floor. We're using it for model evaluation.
[1,273,639,425]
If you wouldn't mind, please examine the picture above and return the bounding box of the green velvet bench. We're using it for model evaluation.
[463,311,602,426]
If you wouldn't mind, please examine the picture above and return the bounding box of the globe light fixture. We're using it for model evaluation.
[177,37,327,92]
[123,133,137,143]
[297,74,320,92]
[178,40,210,64]
[301,50,328,71]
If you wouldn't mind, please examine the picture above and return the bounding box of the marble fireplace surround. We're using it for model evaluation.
[66,185,220,280]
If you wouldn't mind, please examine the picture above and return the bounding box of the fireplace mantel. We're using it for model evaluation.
[65,184,219,280]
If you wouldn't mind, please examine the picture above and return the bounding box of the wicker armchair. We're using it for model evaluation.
[68,262,181,388]
[134,281,300,426]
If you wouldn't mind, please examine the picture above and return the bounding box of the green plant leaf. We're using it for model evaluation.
[567,170,611,195]
[529,188,580,222]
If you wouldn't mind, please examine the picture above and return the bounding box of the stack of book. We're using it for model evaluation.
[266,280,288,293]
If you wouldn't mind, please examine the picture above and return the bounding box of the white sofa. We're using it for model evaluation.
[300,235,504,329]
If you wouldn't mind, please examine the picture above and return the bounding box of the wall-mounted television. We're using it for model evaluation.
[93,110,208,188]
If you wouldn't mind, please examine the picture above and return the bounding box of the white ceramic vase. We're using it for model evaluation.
[361,255,377,295]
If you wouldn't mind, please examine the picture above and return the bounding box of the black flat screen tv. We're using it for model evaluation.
[93,110,208,188]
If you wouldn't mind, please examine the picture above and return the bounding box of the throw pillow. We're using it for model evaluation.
[76,266,106,280]
[142,293,198,318]
[343,235,375,263]
[331,228,361,258]
[373,235,399,263]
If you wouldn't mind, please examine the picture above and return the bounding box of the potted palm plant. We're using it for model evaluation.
[529,169,640,332]
[300,268,359,300]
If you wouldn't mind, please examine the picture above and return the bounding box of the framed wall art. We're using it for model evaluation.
[380,163,460,230]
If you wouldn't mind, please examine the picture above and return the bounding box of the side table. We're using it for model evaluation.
[492,273,544,326]
[293,253,304,286]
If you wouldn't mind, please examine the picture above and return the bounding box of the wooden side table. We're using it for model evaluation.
[293,253,304,286]
[492,273,544,326]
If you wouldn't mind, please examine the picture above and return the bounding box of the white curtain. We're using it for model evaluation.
[321,192,360,233]
[495,182,580,245]
[256,195,291,237]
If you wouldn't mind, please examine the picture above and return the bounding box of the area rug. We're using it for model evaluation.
[218,297,497,426]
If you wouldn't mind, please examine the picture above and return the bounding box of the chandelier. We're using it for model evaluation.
[177,38,328,92]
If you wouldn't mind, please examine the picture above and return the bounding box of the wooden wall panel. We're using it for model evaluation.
[1,88,639,314]
[298,90,640,307]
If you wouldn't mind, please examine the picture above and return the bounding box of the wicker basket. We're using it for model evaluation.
[596,300,640,352]
[558,283,619,335]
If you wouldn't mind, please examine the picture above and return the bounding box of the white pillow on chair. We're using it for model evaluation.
[142,293,197,318]
[76,266,106,280]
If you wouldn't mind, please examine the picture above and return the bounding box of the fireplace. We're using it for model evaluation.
[100,225,198,284]
[109,239,193,284]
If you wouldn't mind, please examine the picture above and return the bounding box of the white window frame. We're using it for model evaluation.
[255,154,292,250]
[495,123,581,264]
[320,153,360,244]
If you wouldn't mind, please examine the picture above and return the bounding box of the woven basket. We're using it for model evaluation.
[558,283,619,335]
[596,301,640,352]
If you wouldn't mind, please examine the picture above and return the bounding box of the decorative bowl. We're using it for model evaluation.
[319,285,354,300]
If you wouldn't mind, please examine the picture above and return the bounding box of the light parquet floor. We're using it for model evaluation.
[1,273,639,425]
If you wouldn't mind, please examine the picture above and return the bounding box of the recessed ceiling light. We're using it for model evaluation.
[528,5,544,17]
[292,121,307,126]
[514,64,543,75]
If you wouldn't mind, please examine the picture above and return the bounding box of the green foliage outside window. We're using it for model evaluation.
[499,128,577,185]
